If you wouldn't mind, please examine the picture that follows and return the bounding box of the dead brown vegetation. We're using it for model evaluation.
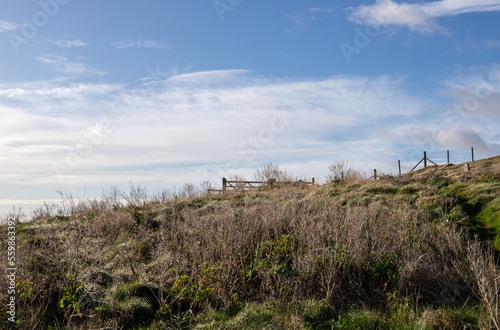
[1,157,500,328]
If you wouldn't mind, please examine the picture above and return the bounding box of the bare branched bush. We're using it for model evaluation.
[228,174,246,181]
[326,161,366,182]
[200,180,216,193]
[120,183,149,207]
[32,201,58,220]
[182,182,201,199]
[5,206,26,224]
[101,185,122,208]
[253,162,295,182]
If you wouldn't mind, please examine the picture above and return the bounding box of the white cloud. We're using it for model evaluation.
[387,64,500,158]
[2,68,500,213]
[348,0,500,34]
[0,20,20,33]
[0,82,122,100]
[0,80,123,121]
[435,127,489,150]
[0,71,423,191]
[112,38,175,49]
[147,69,251,87]
[50,39,88,48]
[36,54,105,76]
[443,63,500,119]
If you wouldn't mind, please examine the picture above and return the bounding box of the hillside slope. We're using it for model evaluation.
[1,157,499,329]
[327,156,500,248]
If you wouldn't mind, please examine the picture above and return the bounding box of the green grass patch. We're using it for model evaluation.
[362,183,399,196]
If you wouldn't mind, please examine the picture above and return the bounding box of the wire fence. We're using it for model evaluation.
[211,145,500,191]
[373,145,500,178]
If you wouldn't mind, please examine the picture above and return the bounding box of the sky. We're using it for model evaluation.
[1,0,500,217]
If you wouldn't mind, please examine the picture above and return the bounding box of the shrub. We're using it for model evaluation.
[326,161,366,182]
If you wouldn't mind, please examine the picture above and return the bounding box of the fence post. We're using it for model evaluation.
[374,169,377,181]
[471,147,474,162]
[398,160,401,176]
[424,151,427,168]
[312,178,315,185]
[222,177,227,194]
[447,150,450,164]
[341,171,344,181]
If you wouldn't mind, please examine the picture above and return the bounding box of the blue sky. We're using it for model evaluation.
[1,0,500,216]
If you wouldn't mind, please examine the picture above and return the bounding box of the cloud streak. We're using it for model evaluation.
[0,20,20,33]
[348,0,500,34]
[285,7,335,25]
[36,54,105,76]
[485,39,500,48]
[112,38,175,49]
[50,39,88,48]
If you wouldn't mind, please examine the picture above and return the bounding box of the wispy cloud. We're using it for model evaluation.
[0,20,20,33]
[151,69,251,87]
[485,39,500,48]
[310,8,334,13]
[0,80,123,119]
[1,69,499,212]
[36,54,104,76]
[0,82,121,100]
[0,71,423,190]
[387,64,500,154]
[50,39,88,48]
[443,63,500,120]
[112,38,175,49]
[285,8,335,25]
[348,0,500,34]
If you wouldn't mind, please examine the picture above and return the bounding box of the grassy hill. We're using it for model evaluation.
[1,157,500,329]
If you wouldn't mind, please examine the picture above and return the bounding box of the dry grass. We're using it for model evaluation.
[1,158,500,328]
[408,155,500,183]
